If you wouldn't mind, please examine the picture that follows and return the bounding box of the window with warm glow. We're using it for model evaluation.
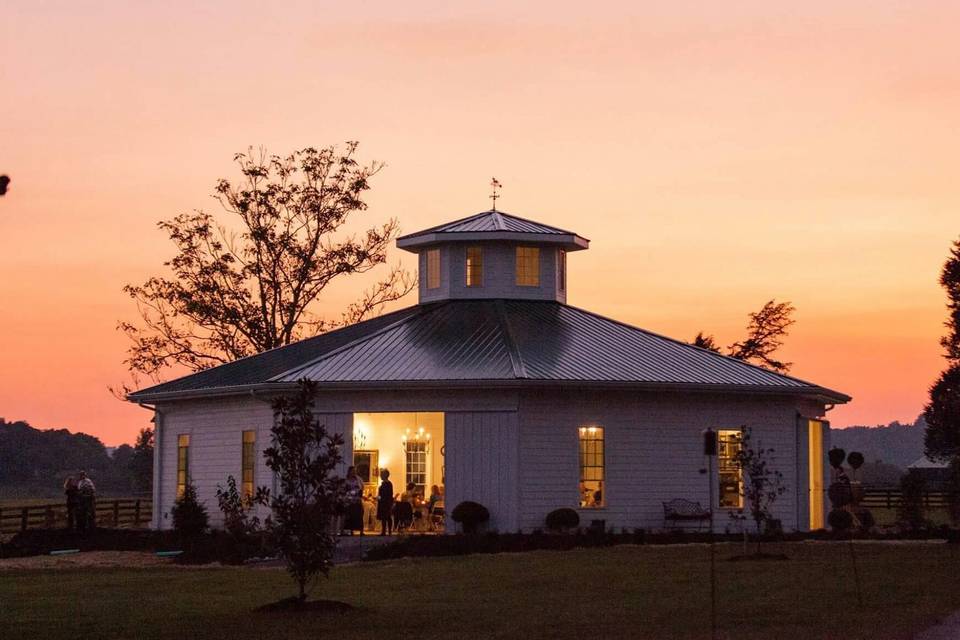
[177,434,190,498]
[466,246,483,287]
[242,430,256,498]
[579,426,604,508]
[557,249,566,291]
[405,441,428,493]
[718,429,743,508]
[515,246,540,286]
[426,249,441,289]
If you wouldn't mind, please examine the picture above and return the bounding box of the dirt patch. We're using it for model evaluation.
[727,552,789,562]
[255,596,354,614]
[0,551,224,571]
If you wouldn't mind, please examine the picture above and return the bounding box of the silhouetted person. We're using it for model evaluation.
[377,468,394,536]
[0,175,9,196]
[63,476,79,531]
[76,471,96,534]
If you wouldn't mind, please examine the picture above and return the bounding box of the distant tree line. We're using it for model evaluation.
[0,419,152,498]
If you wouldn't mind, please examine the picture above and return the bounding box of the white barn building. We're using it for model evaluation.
[129,209,850,533]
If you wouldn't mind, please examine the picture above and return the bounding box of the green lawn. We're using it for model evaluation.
[4,543,960,639]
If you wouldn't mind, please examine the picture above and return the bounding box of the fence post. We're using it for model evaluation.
[21,507,29,532]
[134,499,141,527]
[113,500,120,528]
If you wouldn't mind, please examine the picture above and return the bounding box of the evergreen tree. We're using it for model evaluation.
[925,237,960,462]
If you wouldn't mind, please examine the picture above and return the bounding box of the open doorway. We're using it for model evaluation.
[352,412,445,533]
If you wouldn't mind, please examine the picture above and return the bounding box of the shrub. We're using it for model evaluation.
[898,470,927,532]
[828,447,846,469]
[451,501,490,534]
[216,475,261,538]
[828,509,853,531]
[545,508,580,532]
[171,482,209,539]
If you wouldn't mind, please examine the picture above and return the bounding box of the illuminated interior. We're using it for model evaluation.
[717,430,743,508]
[808,419,825,529]
[578,426,604,508]
[352,412,445,532]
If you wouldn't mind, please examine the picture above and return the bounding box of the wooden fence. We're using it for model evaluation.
[0,499,152,535]
[859,489,948,510]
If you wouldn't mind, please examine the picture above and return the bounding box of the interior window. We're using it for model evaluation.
[579,426,604,508]
[718,429,743,508]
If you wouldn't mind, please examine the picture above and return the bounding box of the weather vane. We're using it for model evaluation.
[489,177,501,211]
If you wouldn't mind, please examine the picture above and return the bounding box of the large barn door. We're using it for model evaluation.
[444,411,519,532]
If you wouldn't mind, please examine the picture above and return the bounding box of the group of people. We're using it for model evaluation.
[342,466,443,536]
[63,471,97,533]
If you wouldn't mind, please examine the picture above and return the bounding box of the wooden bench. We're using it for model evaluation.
[662,499,711,530]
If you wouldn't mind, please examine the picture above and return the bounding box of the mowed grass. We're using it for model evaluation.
[4,542,960,640]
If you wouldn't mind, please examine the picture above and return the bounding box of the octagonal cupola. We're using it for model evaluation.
[397,210,589,304]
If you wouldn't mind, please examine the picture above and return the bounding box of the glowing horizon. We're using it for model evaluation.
[2,1,958,445]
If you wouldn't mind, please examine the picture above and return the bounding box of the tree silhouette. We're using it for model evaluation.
[118,143,413,385]
[691,300,796,373]
[925,237,960,462]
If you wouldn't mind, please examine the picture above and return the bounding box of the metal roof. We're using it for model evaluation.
[129,299,850,403]
[396,210,590,252]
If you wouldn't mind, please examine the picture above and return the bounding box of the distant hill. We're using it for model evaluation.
[831,416,927,470]
[0,418,150,500]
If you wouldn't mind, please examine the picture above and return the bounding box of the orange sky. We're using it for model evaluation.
[2,2,958,445]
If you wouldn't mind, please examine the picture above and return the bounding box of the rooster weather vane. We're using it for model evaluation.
[489,177,501,211]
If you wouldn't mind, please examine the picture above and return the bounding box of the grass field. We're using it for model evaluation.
[4,542,960,639]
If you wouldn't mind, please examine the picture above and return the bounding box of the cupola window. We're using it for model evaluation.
[426,249,441,289]
[515,246,540,287]
[466,246,483,287]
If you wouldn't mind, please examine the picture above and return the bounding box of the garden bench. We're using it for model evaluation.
[662,499,711,530]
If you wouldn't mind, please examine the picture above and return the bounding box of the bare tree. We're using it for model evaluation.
[118,143,414,386]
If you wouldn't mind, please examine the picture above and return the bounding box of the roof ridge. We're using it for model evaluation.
[397,211,494,239]
[493,210,578,236]
[491,210,506,230]
[494,299,527,379]
[555,301,830,390]
[267,303,441,382]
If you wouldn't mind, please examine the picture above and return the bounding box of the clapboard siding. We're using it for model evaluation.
[517,389,821,532]
[155,396,274,529]
[444,411,520,532]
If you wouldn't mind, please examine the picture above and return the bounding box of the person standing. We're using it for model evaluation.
[63,476,79,532]
[343,466,365,536]
[377,468,394,536]
[76,471,96,534]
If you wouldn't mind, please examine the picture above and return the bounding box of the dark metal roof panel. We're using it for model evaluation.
[277,301,516,381]
[130,299,848,402]
[398,210,575,238]
[127,305,426,399]
[503,302,810,387]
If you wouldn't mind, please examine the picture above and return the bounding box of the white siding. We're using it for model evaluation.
[517,389,823,532]
[445,411,520,532]
[155,396,274,530]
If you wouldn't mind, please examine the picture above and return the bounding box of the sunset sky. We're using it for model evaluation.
[2,1,958,445]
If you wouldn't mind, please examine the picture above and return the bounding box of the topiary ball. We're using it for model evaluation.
[451,501,490,534]
[847,452,865,470]
[545,508,580,532]
[828,447,847,469]
[828,509,853,531]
